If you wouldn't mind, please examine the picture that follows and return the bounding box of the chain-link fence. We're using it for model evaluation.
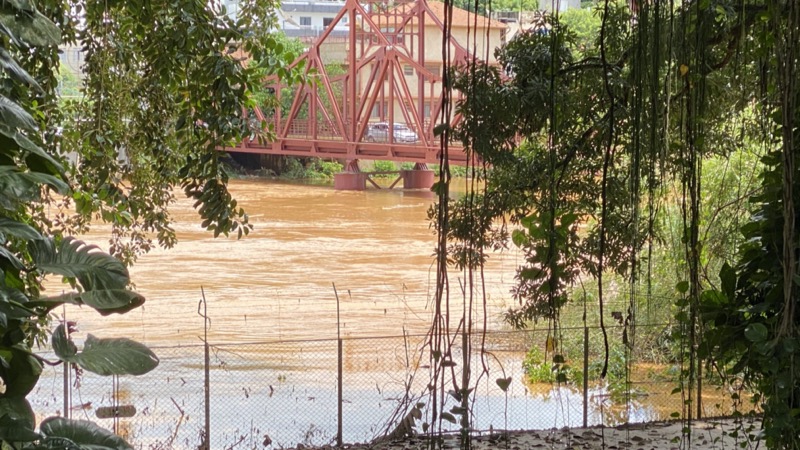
[29,325,755,449]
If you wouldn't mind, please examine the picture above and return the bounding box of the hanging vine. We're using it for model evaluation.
[444,0,798,447]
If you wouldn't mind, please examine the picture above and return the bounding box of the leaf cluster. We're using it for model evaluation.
[0,1,157,448]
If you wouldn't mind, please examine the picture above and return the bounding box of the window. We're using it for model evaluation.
[371,103,382,118]
[424,63,439,77]
[403,65,414,76]
[323,17,334,28]
[424,104,431,117]
[299,16,311,26]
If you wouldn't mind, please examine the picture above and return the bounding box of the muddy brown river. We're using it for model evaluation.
[57,178,521,345]
[34,178,751,448]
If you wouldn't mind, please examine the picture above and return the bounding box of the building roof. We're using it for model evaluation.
[425,1,507,29]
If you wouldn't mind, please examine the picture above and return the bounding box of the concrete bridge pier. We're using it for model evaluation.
[334,160,367,191]
[400,163,435,189]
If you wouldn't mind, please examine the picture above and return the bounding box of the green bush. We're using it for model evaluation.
[371,160,398,176]
[281,157,342,180]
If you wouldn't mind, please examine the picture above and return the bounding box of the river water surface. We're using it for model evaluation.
[61,178,521,345]
[37,178,748,448]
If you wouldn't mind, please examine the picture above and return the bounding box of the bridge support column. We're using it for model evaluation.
[400,163,434,190]
[333,160,367,190]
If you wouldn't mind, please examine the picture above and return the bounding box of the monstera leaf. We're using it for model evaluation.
[37,417,133,450]
[52,325,158,376]
[33,290,145,316]
[31,238,130,291]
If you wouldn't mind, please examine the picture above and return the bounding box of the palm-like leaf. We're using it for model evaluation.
[31,238,130,291]
[0,217,42,240]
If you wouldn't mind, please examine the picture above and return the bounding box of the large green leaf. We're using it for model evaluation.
[0,123,65,178]
[0,246,24,270]
[32,238,130,291]
[39,417,133,450]
[52,326,159,376]
[35,290,145,316]
[0,95,36,131]
[0,347,42,398]
[0,414,41,442]
[0,217,42,240]
[0,296,35,330]
[0,10,61,47]
[51,324,77,360]
[0,48,40,90]
[0,397,34,430]
[0,168,69,208]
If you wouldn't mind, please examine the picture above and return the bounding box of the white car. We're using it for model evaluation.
[365,122,418,143]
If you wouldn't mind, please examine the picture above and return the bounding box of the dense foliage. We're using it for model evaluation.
[0,0,163,447]
[56,0,300,265]
[0,0,298,446]
[444,0,798,446]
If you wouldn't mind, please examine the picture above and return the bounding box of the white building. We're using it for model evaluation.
[221,0,348,38]
[279,0,348,38]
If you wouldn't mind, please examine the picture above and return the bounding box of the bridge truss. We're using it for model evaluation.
[228,0,477,165]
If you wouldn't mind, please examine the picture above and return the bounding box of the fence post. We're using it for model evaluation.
[199,288,211,450]
[63,310,70,419]
[334,283,343,448]
[338,338,343,447]
[583,326,589,428]
[63,362,70,419]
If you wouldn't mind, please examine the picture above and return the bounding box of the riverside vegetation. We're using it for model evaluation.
[2,0,799,448]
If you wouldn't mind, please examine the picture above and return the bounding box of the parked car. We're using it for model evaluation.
[364,122,418,143]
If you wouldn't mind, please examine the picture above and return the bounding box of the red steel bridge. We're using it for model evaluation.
[224,0,505,188]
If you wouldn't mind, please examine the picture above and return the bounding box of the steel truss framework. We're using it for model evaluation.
[228,0,477,165]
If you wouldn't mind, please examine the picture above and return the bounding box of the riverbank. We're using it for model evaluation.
[298,417,762,450]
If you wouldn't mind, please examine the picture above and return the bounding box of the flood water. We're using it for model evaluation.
[35,178,747,448]
[59,177,522,345]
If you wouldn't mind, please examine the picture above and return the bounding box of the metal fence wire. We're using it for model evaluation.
[29,325,756,450]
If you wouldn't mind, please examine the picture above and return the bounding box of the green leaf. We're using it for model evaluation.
[511,229,528,247]
[2,0,36,13]
[676,281,689,294]
[440,412,457,424]
[744,323,769,343]
[40,417,133,450]
[495,377,512,392]
[32,237,130,291]
[0,246,24,270]
[0,217,42,240]
[51,323,77,360]
[0,95,36,131]
[0,10,61,47]
[0,347,42,397]
[719,263,736,300]
[0,414,41,442]
[0,48,40,90]
[0,398,34,430]
[0,169,69,202]
[53,330,159,376]
[36,290,145,316]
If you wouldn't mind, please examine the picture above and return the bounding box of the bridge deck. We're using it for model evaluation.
[227,136,469,165]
